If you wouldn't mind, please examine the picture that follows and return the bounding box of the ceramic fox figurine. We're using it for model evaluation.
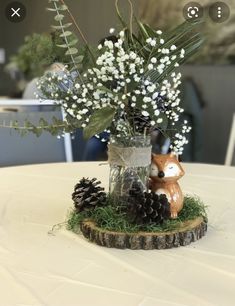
[150,153,185,219]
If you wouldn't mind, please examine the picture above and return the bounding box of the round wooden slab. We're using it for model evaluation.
[80,217,207,250]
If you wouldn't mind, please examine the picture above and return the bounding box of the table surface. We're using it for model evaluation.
[0,162,235,306]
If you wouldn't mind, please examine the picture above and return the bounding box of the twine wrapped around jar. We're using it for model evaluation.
[108,136,152,197]
[108,144,152,168]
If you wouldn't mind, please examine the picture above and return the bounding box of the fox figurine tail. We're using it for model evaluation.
[150,153,185,219]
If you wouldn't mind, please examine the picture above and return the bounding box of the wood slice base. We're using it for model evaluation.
[80,217,207,250]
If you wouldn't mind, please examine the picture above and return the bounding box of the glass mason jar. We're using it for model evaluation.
[108,135,152,201]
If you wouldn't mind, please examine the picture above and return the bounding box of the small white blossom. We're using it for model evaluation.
[151,57,157,64]
[142,111,149,116]
[150,39,156,47]
[152,92,159,100]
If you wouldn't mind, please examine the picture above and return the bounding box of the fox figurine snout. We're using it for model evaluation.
[149,153,185,219]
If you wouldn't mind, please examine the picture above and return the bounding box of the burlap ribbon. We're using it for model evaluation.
[108,144,152,167]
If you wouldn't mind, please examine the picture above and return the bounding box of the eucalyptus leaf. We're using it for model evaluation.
[54,14,64,22]
[52,23,72,30]
[58,4,68,11]
[60,31,72,38]
[84,106,116,140]
[12,120,19,129]
[56,44,68,48]
[47,5,67,11]
[65,48,78,55]
[46,8,57,12]
[74,55,84,64]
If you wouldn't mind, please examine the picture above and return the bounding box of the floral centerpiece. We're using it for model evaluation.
[36,0,201,197]
[3,0,207,249]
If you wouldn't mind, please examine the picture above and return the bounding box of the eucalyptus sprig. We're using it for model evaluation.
[47,0,82,69]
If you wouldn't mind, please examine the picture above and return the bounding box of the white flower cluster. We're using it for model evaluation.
[37,30,190,154]
[170,120,192,155]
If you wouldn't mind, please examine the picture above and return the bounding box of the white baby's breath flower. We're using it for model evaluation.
[156,30,162,35]
[154,110,160,116]
[150,39,156,47]
[143,97,151,103]
[132,96,137,102]
[142,111,149,117]
[152,92,159,100]
[144,80,149,86]
[130,52,137,60]
[147,85,155,93]
[160,39,165,45]
[151,57,157,64]
[109,28,115,34]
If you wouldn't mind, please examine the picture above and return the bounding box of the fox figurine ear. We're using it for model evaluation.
[170,151,179,160]
[151,153,157,159]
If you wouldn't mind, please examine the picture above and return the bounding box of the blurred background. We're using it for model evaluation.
[0,0,234,166]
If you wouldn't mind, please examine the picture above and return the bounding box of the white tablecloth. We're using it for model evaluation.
[0,162,235,306]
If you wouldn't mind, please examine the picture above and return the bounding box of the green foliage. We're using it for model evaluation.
[47,0,79,68]
[137,20,204,83]
[3,0,204,139]
[83,106,116,140]
[67,195,208,234]
[115,1,204,81]
[6,32,67,79]
[0,116,80,137]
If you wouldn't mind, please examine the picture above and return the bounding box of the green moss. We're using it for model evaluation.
[67,195,208,234]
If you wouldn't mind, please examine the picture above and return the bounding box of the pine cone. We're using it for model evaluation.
[72,178,106,213]
[127,184,171,225]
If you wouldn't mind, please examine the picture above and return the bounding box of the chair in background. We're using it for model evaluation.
[225,114,235,166]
